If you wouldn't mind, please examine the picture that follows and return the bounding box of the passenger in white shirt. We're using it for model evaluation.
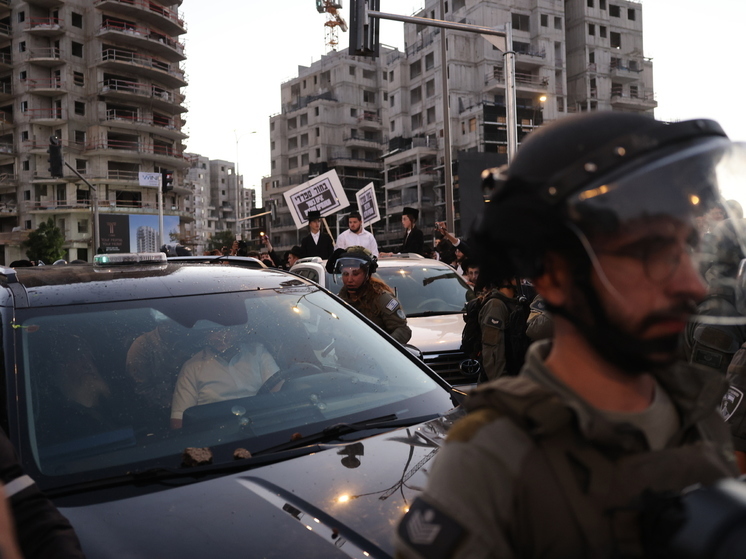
[335,210,379,257]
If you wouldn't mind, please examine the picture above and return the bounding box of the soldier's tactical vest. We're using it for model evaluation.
[465,376,736,558]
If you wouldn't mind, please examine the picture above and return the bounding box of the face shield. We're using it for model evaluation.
[562,136,746,327]
[334,256,370,276]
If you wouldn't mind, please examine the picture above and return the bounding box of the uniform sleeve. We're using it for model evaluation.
[725,343,746,452]
[480,299,510,381]
[0,432,85,559]
[379,293,412,345]
[395,424,518,559]
[171,357,201,420]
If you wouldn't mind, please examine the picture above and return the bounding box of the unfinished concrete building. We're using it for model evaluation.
[0,0,191,263]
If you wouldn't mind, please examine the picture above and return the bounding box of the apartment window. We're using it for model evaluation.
[383,92,388,101]
[271,160,276,169]
[73,71,84,86]
[590,78,597,97]
[350,128,358,138]
[600,0,606,8]
[288,117,297,130]
[22,160,29,171]
[71,42,83,57]
[314,107,319,116]
[390,94,395,107]
[554,17,562,30]
[270,122,275,131]
[469,118,477,132]
[349,66,355,76]
[315,148,320,157]
[382,71,387,81]
[24,220,31,230]
[540,14,548,27]
[19,70,26,80]
[410,60,422,79]
[288,137,297,150]
[72,12,83,28]
[18,41,25,53]
[587,0,593,6]
[314,75,318,84]
[302,79,306,89]
[20,101,27,112]
[628,8,636,20]
[611,83,623,96]
[363,90,375,103]
[76,159,87,173]
[363,69,375,80]
[411,113,422,130]
[271,140,275,151]
[74,130,86,144]
[628,60,639,71]
[511,13,530,32]
[78,220,88,233]
[610,32,621,49]
[588,24,595,36]
[300,133,308,147]
[461,122,466,135]
[609,4,620,17]
[17,11,24,22]
[315,127,320,137]
[513,41,530,54]
[410,86,422,105]
[350,108,357,117]
[299,113,308,126]
[425,79,435,98]
[390,120,395,132]
[288,157,298,169]
[426,106,436,124]
[23,191,30,201]
[600,26,607,38]
[301,153,309,166]
[425,52,434,70]
[21,130,28,141]
[589,51,595,64]
[444,1,448,12]
[74,101,85,115]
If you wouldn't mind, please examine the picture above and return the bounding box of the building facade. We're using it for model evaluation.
[0,0,191,263]
[263,0,654,250]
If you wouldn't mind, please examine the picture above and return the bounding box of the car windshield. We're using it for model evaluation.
[16,285,451,484]
[325,263,473,317]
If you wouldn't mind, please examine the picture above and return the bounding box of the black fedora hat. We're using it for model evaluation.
[402,206,419,221]
[307,210,321,221]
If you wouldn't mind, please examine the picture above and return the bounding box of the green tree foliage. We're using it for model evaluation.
[23,217,66,264]
[206,230,236,253]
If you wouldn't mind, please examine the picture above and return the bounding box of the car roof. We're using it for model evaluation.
[166,256,266,268]
[0,262,311,309]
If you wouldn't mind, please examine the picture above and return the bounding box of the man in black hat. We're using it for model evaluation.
[396,206,425,256]
[299,209,334,260]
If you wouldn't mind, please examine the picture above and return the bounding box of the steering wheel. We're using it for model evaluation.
[416,298,445,310]
[256,362,324,395]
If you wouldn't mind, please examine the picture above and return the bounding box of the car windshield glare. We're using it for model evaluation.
[18,286,448,480]
[375,266,473,316]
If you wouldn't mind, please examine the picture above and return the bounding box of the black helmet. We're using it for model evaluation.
[473,112,744,282]
[326,246,378,276]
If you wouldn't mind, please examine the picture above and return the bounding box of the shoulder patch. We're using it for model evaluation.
[487,317,503,328]
[721,386,744,422]
[397,497,466,559]
[446,408,502,443]
[397,308,406,319]
[386,298,399,312]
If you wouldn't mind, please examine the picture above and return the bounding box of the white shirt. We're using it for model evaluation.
[311,231,320,244]
[336,228,379,257]
[171,342,279,420]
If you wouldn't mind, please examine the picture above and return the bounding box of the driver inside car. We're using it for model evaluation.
[170,325,280,429]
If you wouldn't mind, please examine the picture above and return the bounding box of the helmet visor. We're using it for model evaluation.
[334,256,370,275]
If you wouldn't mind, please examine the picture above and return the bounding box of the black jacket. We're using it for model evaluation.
[398,227,425,256]
[0,431,85,558]
[300,233,335,260]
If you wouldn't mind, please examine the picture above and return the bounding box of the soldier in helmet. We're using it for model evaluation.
[327,247,411,345]
[396,112,743,558]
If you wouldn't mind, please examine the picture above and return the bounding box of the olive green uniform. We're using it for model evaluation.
[396,340,737,559]
[339,287,412,345]
[479,290,513,380]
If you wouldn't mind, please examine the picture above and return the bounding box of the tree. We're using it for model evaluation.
[206,230,236,253]
[23,217,66,264]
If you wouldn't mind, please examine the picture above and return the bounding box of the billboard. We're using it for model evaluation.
[355,182,380,226]
[283,169,349,229]
[99,214,180,254]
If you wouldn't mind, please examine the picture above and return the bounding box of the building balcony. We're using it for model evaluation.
[21,77,65,96]
[24,107,65,124]
[94,0,187,37]
[0,0,9,18]
[25,0,62,8]
[85,138,188,166]
[97,48,187,88]
[26,47,62,67]
[609,64,643,84]
[0,81,11,102]
[610,90,657,111]
[0,21,10,42]
[328,156,382,170]
[97,21,186,61]
[25,17,64,36]
[0,51,10,70]
[514,48,547,69]
[99,79,187,113]
[0,173,17,193]
[104,109,187,139]
[343,136,384,149]
[484,69,548,95]
[356,111,382,130]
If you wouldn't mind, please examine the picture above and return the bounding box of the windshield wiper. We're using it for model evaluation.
[254,412,441,456]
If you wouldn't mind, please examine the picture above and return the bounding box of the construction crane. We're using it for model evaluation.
[316,0,348,51]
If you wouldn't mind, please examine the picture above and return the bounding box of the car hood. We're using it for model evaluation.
[58,413,460,559]
[407,314,464,353]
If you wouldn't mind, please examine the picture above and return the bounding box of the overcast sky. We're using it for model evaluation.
[180,0,746,205]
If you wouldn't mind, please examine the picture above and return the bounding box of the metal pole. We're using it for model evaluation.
[439,0,454,234]
[369,10,507,37]
[503,23,518,162]
[158,187,164,247]
[64,162,99,255]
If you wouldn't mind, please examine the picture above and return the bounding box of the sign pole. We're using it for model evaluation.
[321,217,335,244]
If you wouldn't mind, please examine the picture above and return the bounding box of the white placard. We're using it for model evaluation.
[139,172,162,188]
[355,182,380,226]
[284,169,349,229]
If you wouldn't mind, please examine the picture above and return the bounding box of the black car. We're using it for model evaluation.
[1,253,464,558]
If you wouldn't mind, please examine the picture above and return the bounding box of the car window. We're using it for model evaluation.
[17,286,451,481]
[296,268,319,283]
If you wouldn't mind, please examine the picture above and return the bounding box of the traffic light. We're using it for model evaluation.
[48,136,63,177]
[161,170,174,193]
[349,0,380,57]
